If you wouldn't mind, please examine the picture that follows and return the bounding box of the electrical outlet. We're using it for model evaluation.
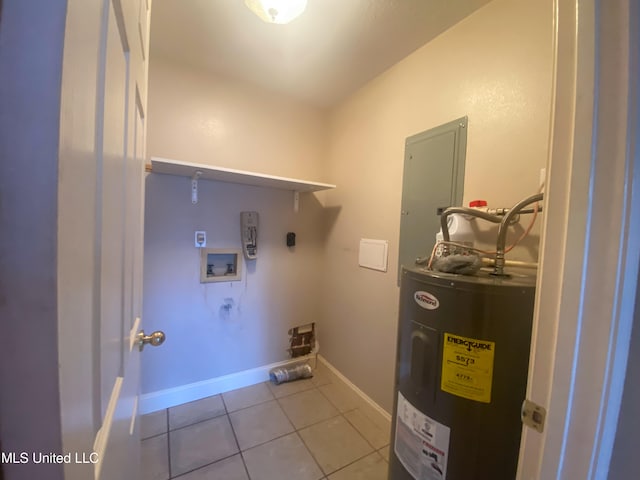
[539,168,547,188]
[195,231,206,248]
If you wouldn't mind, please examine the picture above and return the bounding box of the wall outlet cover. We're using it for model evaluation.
[195,231,206,248]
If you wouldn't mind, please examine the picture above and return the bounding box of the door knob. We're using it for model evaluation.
[137,330,165,352]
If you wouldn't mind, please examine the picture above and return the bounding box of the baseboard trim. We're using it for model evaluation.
[139,354,317,415]
[139,350,391,422]
[317,354,391,422]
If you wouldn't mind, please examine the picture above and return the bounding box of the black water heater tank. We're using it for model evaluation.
[389,267,536,480]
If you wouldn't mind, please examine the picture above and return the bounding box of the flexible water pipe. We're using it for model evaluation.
[439,207,502,243]
[481,258,538,269]
[440,206,543,245]
[493,192,544,276]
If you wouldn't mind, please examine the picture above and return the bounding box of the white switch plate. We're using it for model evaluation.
[195,231,206,248]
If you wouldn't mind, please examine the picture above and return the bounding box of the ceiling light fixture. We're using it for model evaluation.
[244,0,307,25]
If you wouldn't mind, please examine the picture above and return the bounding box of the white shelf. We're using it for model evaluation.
[149,157,336,193]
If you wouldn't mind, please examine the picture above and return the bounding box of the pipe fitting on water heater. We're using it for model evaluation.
[435,200,492,256]
[435,214,475,257]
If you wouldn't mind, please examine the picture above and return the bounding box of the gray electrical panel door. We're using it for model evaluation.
[398,117,467,282]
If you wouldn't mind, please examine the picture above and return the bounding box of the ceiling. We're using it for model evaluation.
[150,0,492,108]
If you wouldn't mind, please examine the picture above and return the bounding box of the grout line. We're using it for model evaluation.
[169,452,244,479]
[292,429,325,479]
[315,383,346,412]
[165,393,228,433]
[295,413,379,478]
[293,411,343,433]
[225,413,243,458]
[377,445,391,463]
[225,397,275,415]
[322,449,383,478]
[166,410,228,434]
[274,387,345,432]
[165,408,172,479]
[223,412,252,480]
[294,408,375,478]
[222,383,276,415]
[219,391,230,414]
[167,415,239,478]
[140,407,170,441]
[141,430,167,441]
[274,387,312,428]
[232,411,344,454]
[219,384,254,479]
[275,395,297,429]
[238,430,295,454]
[341,409,383,452]
[246,429,379,480]
[239,450,252,480]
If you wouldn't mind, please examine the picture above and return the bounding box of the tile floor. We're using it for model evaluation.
[141,362,391,480]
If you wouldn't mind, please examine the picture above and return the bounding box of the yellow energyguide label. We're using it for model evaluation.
[441,332,495,403]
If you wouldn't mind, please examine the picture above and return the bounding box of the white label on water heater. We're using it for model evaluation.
[414,291,439,310]
[394,392,450,480]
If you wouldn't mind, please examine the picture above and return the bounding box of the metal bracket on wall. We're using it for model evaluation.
[293,191,300,213]
[191,170,202,204]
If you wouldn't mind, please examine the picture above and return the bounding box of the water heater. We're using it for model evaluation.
[389,267,535,480]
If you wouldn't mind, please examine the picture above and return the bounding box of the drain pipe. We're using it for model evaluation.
[493,193,544,276]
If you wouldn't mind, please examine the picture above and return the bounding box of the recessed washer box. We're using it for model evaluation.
[200,248,242,283]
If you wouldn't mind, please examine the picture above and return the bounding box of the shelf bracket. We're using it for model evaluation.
[191,171,202,204]
[293,191,300,213]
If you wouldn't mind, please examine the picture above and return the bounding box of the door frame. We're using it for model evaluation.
[518,0,640,478]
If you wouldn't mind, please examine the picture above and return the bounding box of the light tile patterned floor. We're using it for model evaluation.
[141,362,391,480]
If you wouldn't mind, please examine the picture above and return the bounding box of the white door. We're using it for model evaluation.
[57,0,153,479]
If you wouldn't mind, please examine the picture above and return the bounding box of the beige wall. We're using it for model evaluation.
[142,175,327,394]
[321,0,554,412]
[143,0,554,412]
[147,56,328,181]
[143,58,329,394]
